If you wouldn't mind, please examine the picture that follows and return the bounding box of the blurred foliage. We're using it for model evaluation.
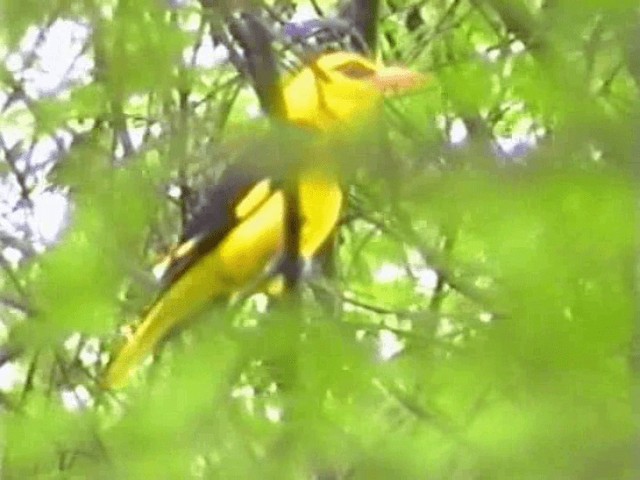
[0,0,637,479]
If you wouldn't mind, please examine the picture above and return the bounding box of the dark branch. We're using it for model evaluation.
[340,0,380,55]
[228,13,287,119]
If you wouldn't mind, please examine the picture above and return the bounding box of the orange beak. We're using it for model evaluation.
[370,65,429,94]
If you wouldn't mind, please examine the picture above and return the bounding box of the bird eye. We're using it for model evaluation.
[334,61,376,80]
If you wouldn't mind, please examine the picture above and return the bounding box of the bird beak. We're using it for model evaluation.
[370,65,429,94]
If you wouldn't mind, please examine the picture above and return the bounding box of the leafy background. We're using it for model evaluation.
[0,0,637,478]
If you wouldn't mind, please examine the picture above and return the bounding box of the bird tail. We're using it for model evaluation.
[102,299,176,389]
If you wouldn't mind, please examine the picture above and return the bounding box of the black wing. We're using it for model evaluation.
[159,164,271,288]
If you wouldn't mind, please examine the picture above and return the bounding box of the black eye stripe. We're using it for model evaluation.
[334,61,376,79]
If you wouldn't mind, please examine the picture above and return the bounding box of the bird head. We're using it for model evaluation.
[283,51,427,131]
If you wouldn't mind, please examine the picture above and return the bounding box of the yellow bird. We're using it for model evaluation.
[103,52,425,389]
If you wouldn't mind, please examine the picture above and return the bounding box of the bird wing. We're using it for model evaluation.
[103,162,341,388]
